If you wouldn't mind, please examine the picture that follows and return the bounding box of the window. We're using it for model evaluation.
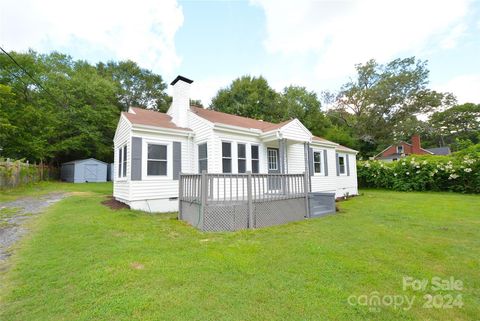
[123,146,127,177]
[268,149,278,171]
[251,145,259,173]
[237,143,246,173]
[147,144,167,176]
[118,145,127,178]
[118,147,122,177]
[314,151,322,174]
[397,145,404,154]
[198,143,208,173]
[338,155,346,174]
[222,142,232,173]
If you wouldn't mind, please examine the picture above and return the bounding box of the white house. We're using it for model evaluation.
[113,76,358,212]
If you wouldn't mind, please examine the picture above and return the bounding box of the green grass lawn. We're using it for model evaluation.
[0,182,479,320]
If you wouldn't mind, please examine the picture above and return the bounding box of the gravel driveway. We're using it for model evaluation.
[0,193,66,264]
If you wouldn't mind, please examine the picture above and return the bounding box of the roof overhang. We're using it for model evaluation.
[131,123,194,137]
[213,122,263,137]
[310,139,338,148]
[336,147,359,154]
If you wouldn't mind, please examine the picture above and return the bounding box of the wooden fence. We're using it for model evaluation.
[0,159,59,189]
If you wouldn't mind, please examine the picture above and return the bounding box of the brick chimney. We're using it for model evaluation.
[167,75,193,128]
[411,134,422,154]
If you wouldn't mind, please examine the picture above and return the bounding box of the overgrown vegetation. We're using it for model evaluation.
[0,183,479,320]
[357,145,480,193]
[0,159,58,189]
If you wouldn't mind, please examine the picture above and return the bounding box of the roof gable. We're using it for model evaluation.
[278,119,312,141]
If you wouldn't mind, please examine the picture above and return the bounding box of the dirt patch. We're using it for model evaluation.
[69,191,95,196]
[101,196,130,210]
[0,192,67,263]
[130,262,145,270]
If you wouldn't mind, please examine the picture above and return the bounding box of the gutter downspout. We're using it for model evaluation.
[304,142,311,192]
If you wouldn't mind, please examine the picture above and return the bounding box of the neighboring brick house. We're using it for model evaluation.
[374,135,434,162]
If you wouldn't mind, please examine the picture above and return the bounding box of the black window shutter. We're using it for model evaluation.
[324,149,328,176]
[336,153,340,176]
[131,137,142,181]
[173,142,182,180]
[346,154,350,176]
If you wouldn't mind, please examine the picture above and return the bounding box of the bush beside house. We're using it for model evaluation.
[357,145,480,193]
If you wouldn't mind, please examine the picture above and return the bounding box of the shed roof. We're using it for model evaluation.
[62,158,108,165]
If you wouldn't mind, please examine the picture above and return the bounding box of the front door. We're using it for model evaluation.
[267,148,280,190]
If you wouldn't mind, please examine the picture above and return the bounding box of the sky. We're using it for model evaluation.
[1,0,480,107]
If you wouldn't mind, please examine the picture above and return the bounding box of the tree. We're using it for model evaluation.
[280,86,331,137]
[0,51,121,164]
[429,103,480,148]
[97,60,170,112]
[190,99,203,107]
[330,57,456,156]
[210,75,283,122]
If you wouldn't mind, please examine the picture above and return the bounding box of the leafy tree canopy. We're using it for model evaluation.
[0,50,169,164]
[210,75,282,122]
[210,77,333,137]
[97,60,170,112]
[330,57,456,156]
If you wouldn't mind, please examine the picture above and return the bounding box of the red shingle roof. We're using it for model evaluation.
[122,107,357,153]
[312,136,334,144]
[312,136,357,153]
[190,106,293,132]
[122,107,192,131]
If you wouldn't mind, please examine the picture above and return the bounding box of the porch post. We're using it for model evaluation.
[278,138,286,174]
[178,172,183,220]
[200,170,208,227]
[304,171,310,218]
[246,171,254,229]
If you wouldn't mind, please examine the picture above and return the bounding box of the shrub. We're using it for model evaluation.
[357,148,480,193]
[0,158,59,189]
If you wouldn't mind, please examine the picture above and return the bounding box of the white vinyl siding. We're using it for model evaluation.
[128,130,191,201]
[113,115,132,201]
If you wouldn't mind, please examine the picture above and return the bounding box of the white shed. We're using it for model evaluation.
[61,158,108,183]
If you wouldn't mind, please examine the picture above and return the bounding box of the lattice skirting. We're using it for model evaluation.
[254,197,306,228]
[180,197,307,231]
[180,201,202,229]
